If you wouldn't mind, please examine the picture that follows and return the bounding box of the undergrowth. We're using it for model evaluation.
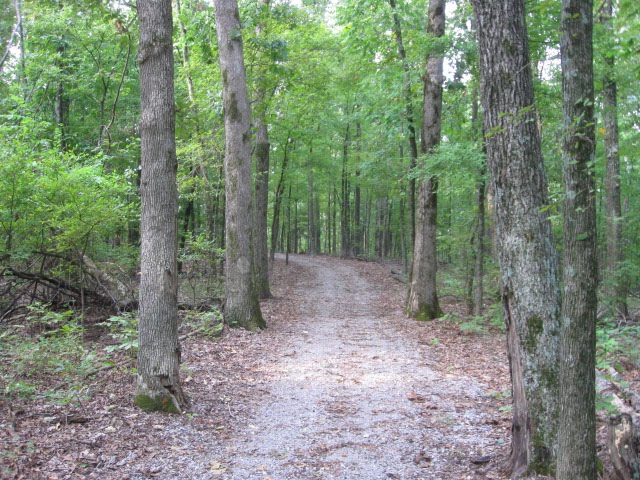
[1,302,225,406]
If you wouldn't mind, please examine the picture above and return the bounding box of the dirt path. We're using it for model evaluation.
[2,254,512,479]
[215,254,503,480]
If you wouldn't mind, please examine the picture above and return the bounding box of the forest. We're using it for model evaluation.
[1,0,639,478]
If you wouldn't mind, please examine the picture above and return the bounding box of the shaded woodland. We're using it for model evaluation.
[1,0,640,478]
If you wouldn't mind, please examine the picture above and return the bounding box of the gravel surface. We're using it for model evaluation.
[216,254,500,480]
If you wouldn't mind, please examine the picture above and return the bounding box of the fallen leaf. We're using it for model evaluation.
[209,461,227,475]
[406,391,426,403]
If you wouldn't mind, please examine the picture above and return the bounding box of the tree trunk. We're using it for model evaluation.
[557,0,598,477]
[254,118,271,297]
[293,198,299,254]
[270,138,290,260]
[252,0,272,299]
[353,121,362,256]
[54,2,69,152]
[314,194,321,253]
[601,0,628,319]
[332,184,338,254]
[472,166,486,317]
[406,0,444,320]
[341,125,351,258]
[471,86,486,317]
[136,0,186,413]
[471,0,561,474]
[327,189,333,253]
[308,172,316,254]
[214,0,265,330]
[389,0,418,248]
[286,184,292,262]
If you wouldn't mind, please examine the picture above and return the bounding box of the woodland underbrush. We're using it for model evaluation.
[1,260,638,419]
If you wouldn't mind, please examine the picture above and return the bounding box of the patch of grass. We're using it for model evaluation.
[0,303,100,404]
[100,312,138,355]
[459,317,487,335]
[597,321,640,371]
[183,308,224,338]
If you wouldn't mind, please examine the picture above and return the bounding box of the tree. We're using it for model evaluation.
[557,0,598,477]
[389,0,419,246]
[214,0,265,330]
[600,0,628,319]
[252,0,272,299]
[135,0,186,413]
[405,0,444,320]
[471,0,561,475]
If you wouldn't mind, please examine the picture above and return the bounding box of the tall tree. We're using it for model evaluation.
[471,0,561,475]
[557,0,598,477]
[253,0,272,299]
[600,0,628,319]
[341,122,351,258]
[135,0,186,413]
[405,0,444,320]
[389,0,419,246]
[214,0,265,330]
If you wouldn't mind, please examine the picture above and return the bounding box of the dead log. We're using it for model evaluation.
[79,254,135,310]
[4,267,114,306]
[607,380,640,480]
[609,413,640,480]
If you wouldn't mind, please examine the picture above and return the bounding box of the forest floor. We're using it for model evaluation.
[1,254,630,479]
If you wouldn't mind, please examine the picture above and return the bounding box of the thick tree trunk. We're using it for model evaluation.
[136,0,186,413]
[252,0,271,299]
[557,0,598,477]
[214,0,265,330]
[254,118,271,297]
[406,0,444,320]
[389,0,418,248]
[471,0,561,474]
[601,0,628,319]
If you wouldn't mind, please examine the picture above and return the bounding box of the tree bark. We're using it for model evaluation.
[341,124,351,258]
[214,0,265,330]
[405,0,444,320]
[136,0,186,413]
[389,0,418,248]
[471,87,486,317]
[254,117,271,297]
[54,2,69,151]
[557,0,598,477]
[353,121,362,256]
[600,0,628,319]
[270,138,290,260]
[252,0,272,299]
[471,0,561,475]
[308,172,316,254]
[472,165,486,317]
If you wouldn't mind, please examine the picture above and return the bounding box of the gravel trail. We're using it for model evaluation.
[216,255,497,480]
